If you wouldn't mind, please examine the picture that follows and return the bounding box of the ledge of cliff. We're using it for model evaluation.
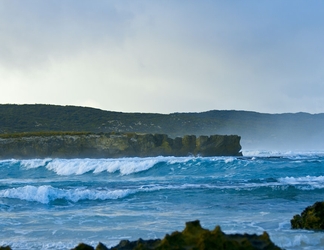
[0,132,242,159]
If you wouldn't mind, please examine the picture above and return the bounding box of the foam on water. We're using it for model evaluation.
[20,158,52,169]
[242,150,324,158]
[0,184,225,204]
[1,177,323,205]
[278,175,324,189]
[16,157,193,176]
[0,185,135,204]
[1,152,324,250]
[276,232,324,249]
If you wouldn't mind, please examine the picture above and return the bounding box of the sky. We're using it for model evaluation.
[1,1,324,114]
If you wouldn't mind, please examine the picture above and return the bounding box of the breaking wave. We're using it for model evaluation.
[1,175,323,204]
[278,175,324,189]
[0,185,136,204]
[17,157,191,175]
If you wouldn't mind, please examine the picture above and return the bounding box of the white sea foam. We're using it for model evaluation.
[242,150,324,158]
[242,150,283,157]
[0,159,19,165]
[2,157,199,176]
[20,158,52,169]
[0,183,210,204]
[166,157,192,164]
[278,176,324,189]
[45,158,159,175]
[45,156,192,176]
[0,183,264,204]
[224,157,236,163]
[0,185,135,204]
[1,175,323,205]
[276,233,324,249]
[2,178,322,206]
[0,185,56,204]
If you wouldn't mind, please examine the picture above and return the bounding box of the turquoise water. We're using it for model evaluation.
[0,151,324,249]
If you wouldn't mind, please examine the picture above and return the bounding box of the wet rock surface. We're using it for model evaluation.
[0,246,12,250]
[71,220,281,250]
[291,201,324,230]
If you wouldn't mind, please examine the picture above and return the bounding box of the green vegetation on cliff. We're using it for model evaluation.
[291,201,324,230]
[1,104,324,149]
[0,131,91,138]
[0,133,242,159]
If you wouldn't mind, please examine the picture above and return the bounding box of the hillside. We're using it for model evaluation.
[1,104,324,150]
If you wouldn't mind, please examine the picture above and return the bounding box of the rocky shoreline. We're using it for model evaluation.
[0,132,242,159]
[291,201,324,230]
[1,194,323,249]
[0,220,281,250]
[70,221,281,250]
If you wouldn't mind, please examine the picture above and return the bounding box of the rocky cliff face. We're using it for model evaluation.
[0,133,242,159]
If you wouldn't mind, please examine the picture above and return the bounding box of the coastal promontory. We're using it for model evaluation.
[0,132,242,159]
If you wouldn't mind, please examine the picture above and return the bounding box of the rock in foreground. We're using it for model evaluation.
[0,247,11,250]
[72,220,281,250]
[291,201,324,230]
[0,132,242,159]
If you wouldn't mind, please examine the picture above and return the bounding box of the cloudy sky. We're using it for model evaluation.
[1,1,324,114]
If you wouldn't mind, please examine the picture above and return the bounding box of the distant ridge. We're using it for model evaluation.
[1,104,324,150]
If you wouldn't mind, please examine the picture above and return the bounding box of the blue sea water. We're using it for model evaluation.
[0,151,324,249]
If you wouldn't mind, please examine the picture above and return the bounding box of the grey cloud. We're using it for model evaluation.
[0,1,134,69]
[1,1,324,113]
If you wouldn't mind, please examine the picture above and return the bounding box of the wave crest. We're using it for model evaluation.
[278,176,324,189]
[0,185,135,204]
[16,157,192,176]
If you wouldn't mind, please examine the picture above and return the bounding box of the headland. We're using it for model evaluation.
[0,132,242,159]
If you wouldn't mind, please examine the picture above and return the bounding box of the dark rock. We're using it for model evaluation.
[71,243,94,250]
[0,246,12,250]
[96,242,109,250]
[0,133,242,159]
[180,135,197,155]
[76,220,281,250]
[154,220,281,250]
[196,134,242,156]
[291,201,324,230]
[108,238,161,250]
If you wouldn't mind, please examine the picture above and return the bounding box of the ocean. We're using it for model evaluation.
[0,151,323,249]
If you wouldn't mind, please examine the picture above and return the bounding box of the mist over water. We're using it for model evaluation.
[0,153,324,249]
[194,111,324,152]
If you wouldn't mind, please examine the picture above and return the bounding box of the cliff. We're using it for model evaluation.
[0,132,242,159]
[2,104,324,151]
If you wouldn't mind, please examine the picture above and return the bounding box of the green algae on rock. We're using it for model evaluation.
[0,246,12,250]
[71,242,109,250]
[71,220,281,250]
[291,201,324,230]
[0,132,242,159]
